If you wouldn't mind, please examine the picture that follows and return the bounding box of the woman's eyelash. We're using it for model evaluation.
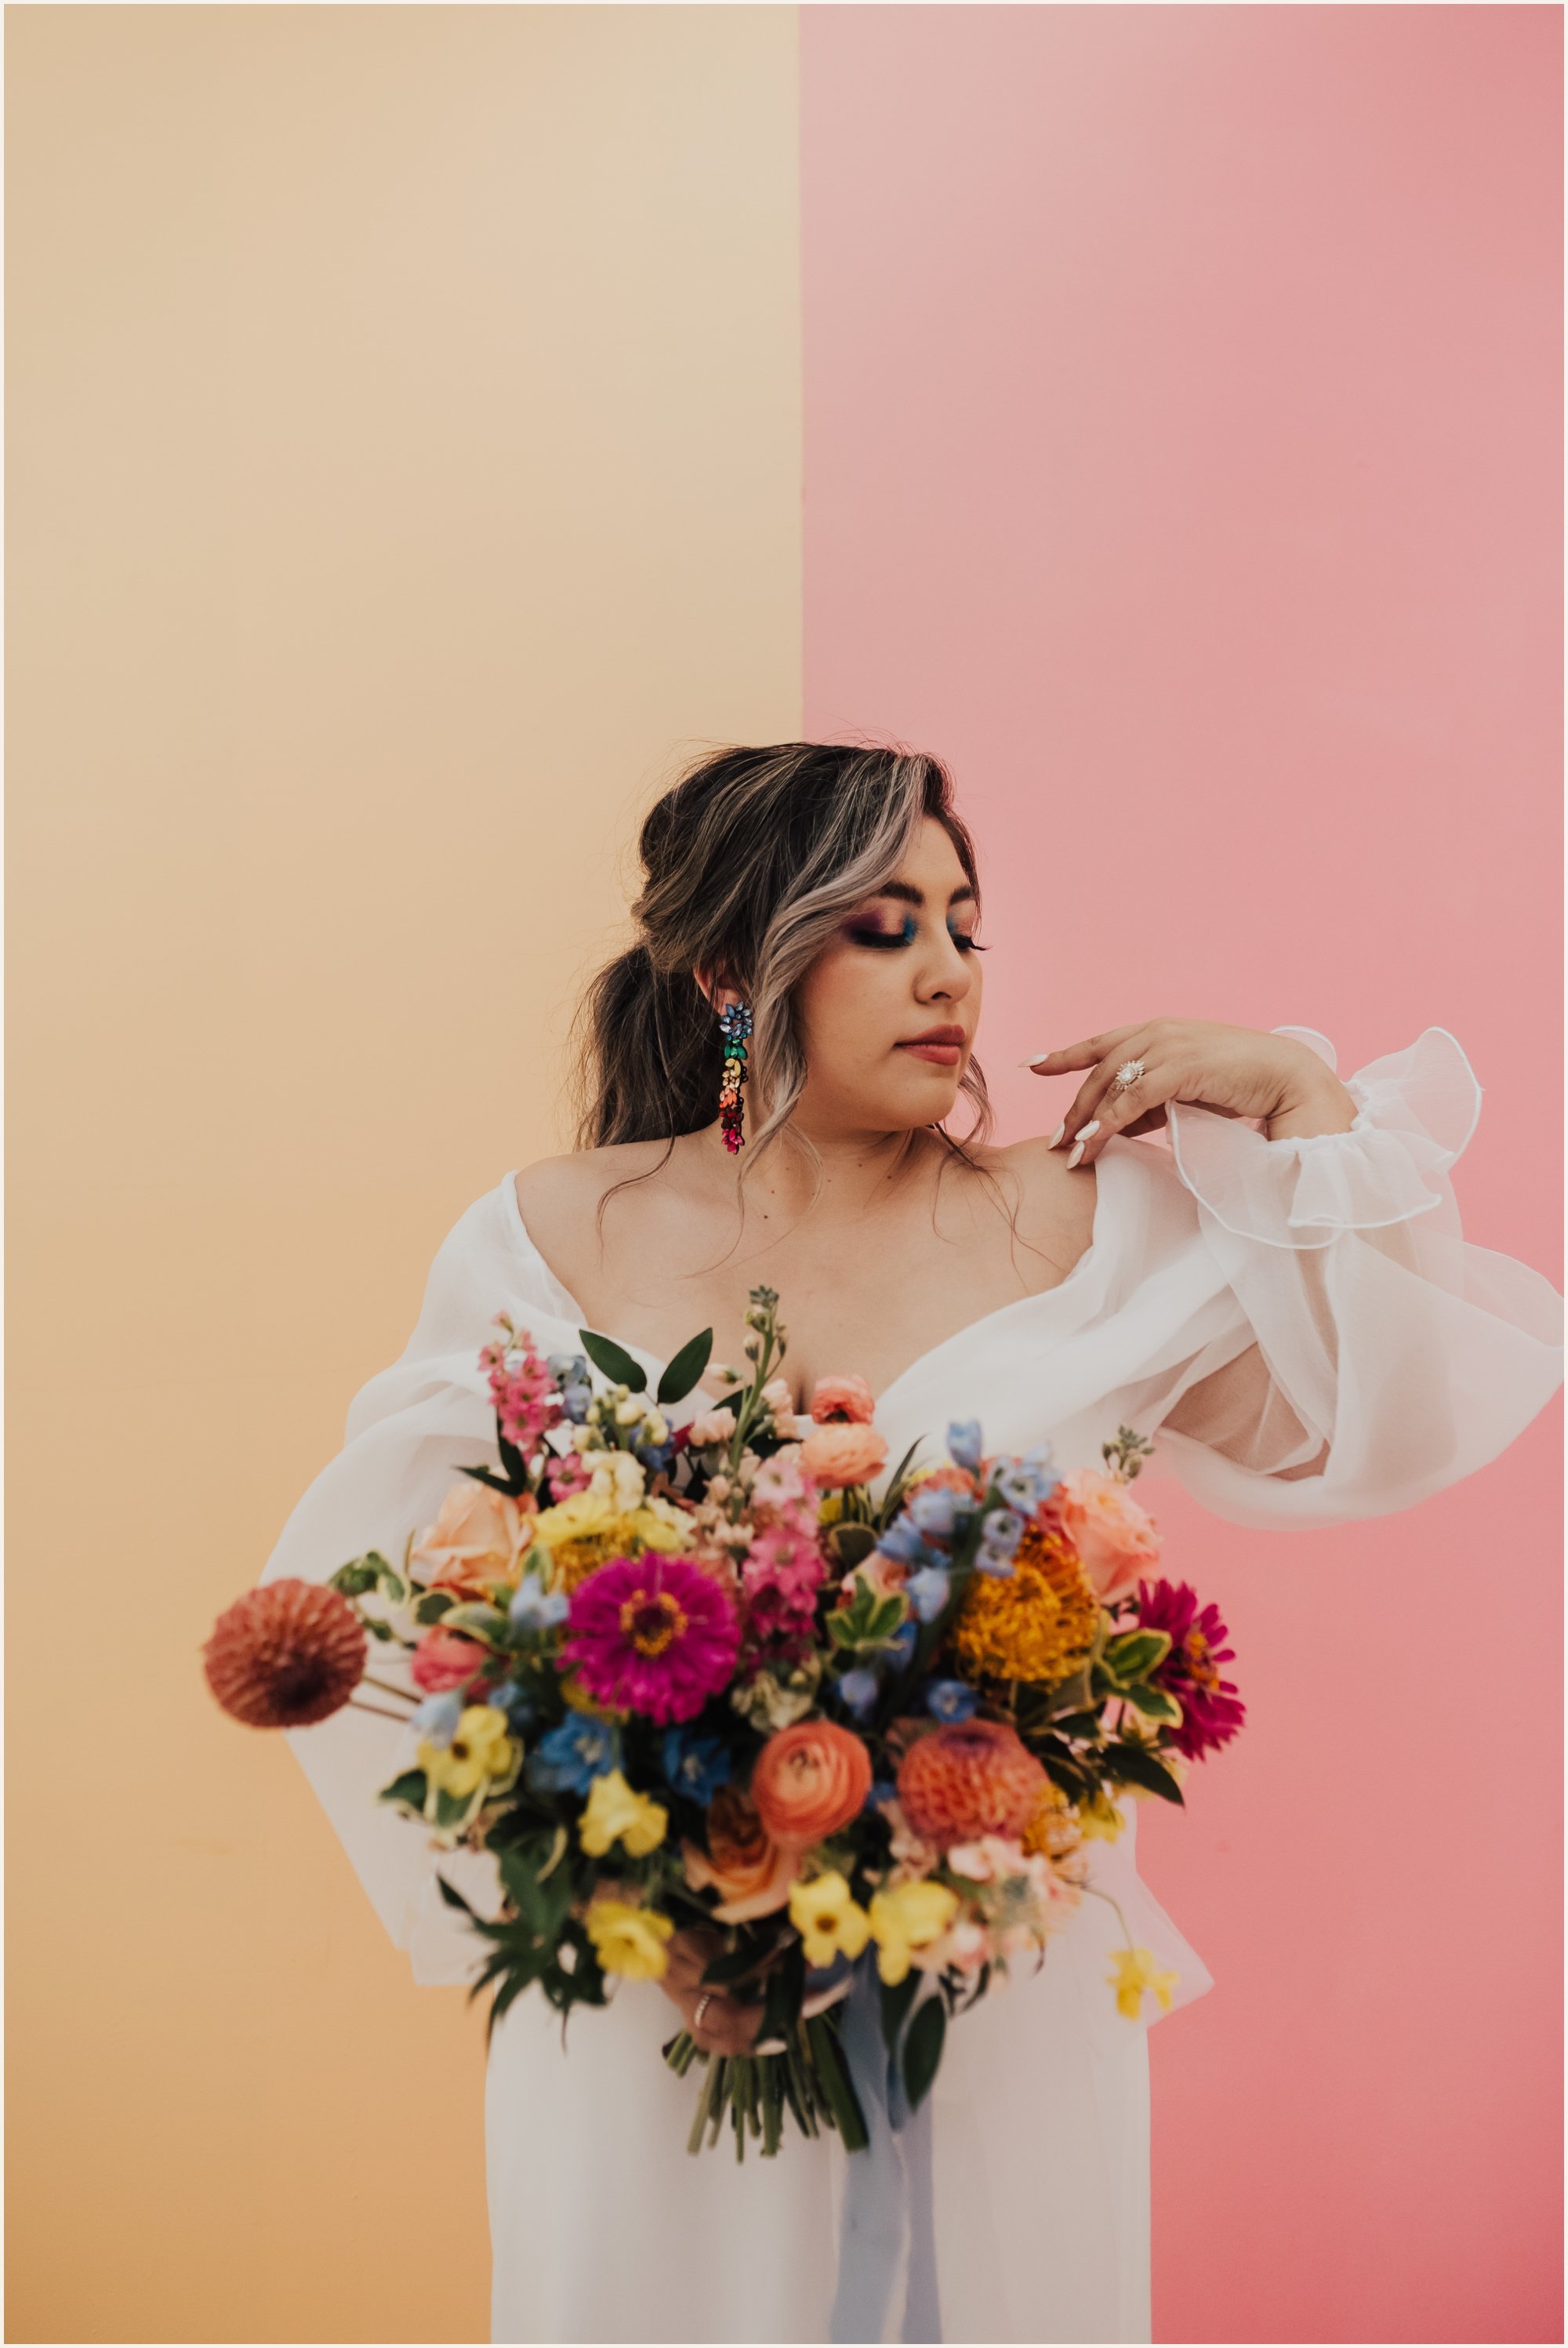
[949,930,986,953]
[847,917,919,949]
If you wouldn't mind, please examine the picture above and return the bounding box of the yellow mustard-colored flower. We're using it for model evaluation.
[585,1899,676,1980]
[867,1880,960,1986]
[578,1768,669,1859]
[953,1520,1101,1686]
[788,1871,873,1969]
[1106,1946,1180,2021]
[530,1489,693,1591]
[1021,1777,1086,1861]
[1075,1788,1126,1843]
[419,1705,518,1800]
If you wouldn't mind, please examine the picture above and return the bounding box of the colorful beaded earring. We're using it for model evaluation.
[717,999,753,1154]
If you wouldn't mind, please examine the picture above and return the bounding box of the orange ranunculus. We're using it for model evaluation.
[1048,1468,1162,1601]
[809,1374,877,1426]
[750,1718,872,1847]
[411,1480,536,1597]
[683,1787,799,1922]
[799,1423,888,1490]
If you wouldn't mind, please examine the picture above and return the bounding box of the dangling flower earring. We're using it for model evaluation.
[717,999,753,1154]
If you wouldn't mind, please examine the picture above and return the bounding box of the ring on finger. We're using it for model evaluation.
[693,1991,714,2031]
[1112,1058,1145,1093]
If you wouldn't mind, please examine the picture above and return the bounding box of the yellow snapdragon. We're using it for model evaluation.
[578,1768,668,1860]
[867,1881,960,1986]
[788,1872,872,1969]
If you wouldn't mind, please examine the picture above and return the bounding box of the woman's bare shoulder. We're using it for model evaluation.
[514,1138,677,1231]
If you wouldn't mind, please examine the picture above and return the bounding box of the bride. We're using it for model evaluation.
[260,742,1563,2345]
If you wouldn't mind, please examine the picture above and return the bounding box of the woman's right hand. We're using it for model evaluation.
[659,1925,766,2056]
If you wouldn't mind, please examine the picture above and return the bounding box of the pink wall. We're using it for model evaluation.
[800,9,1562,2342]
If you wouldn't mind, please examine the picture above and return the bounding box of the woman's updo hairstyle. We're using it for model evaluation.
[574,742,990,1160]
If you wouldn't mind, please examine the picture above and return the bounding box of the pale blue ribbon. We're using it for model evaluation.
[828,1959,943,2345]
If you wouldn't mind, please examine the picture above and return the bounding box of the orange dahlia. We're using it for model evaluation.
[204,1578,367,1728]
[952,1519,1099,1686]
[896,1719,1047,1848]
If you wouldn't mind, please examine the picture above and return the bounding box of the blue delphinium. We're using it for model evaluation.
[975,1507,1025,1576]
[489,1679,538,1733]
[925,1678,979,1723]
[906,1486,957,1541]
[990,1442,1059,1512]
[834,1667,880,1722]
[409,1690,463,1747]
[660,1728,733,1805]
[885,1620,919,1669]
[547,1355,595,1424]
[528,1713,619,1794]
[946,1419,984,1474]
[907,1565,952,1624]
[509,1573,570,1634]
[875,1515,930,1565]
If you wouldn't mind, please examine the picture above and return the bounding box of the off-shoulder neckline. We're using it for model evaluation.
[496,1145,1122,1416]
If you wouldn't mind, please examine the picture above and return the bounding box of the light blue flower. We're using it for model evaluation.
[489,1678,538,1731]
[527,1714,619,1794]
[869,1776,898,1811]
[547,1351,590,1389]
[660,1729,732,1805]
[907,1566,950,1624]
[990,1443,1059,1512]
[946,1420,984,1473]
[886,1620,919,1668]
[410,1690,463,1747]
[835,1668,880,1722]
[974,1507,1024,1577]
[509,1573,570,1634]
[925,1679,979,1723]
[876,1515,928,1564]
[907,1486,957,1540]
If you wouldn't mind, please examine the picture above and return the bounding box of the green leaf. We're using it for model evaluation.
[579,1329,648,1393]
[1121,1682,1182,1726]
[363,1617,397,1641]
[380,1769,428,1809]
[496,1430,532,1490]
[1108,1744,1185,1805]
[1102,1628,1174,1685]
[413,1589,456,1625]
[876,1440,927,1525]
[827,1522,877,1570]
[461,1464,517,1497]
[879,1970,920,2056]
[804,2016,869,2153]
[329,1557,381,1598]
[656,1328,713,1407]
[902,1995,946,2111]
[441,1602,510,1646]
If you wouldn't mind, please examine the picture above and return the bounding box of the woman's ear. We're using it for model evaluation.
[693,965,740,1016]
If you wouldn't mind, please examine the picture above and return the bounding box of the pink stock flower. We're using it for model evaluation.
[564,1553,741,1724]
[410,1625,490,1693]
[478,1323,564,1453]
[740,1512,827,1658]
[543,1447,593,1500]
[810,1374,877,1426]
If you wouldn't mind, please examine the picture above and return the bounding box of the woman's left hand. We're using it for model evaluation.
[1025,1018,1357,1167]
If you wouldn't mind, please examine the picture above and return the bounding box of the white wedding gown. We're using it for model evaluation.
[260,1027,1563,2345]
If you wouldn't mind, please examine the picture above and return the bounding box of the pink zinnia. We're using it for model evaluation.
[564,1553,741,1724]
[1136,1578,1246,1762]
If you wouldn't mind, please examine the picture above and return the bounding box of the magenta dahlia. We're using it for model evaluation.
[1136,1577,1246,1762]
[563,1553,741,1724]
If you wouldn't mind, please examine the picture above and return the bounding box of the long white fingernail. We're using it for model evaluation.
[1018,1048,1054,1069]
[1047,1120,1065,1148]
[1078,1119,1101,1141]
[1065,1139,1087,1168]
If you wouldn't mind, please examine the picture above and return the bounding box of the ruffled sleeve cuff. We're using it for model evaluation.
[1165,1025,1483,1250]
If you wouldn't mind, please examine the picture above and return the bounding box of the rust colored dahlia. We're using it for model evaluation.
[952,1520,1099,1686]
[896,1718,1047,1848]
[204,1578,367,1728]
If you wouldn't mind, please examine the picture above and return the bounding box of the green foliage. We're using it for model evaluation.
[1107,1742,1185,1805]
[656,1328,713,1407]
[826,1574,909,1654]
[440,1602,511,1647]
[1120,1681,1182,1726]
[329,1551,409,1607]
[1102,1627,1174,1686]
[902,1994,946,2111]
[413,1588,456,1625]
[579,1329,647,1392]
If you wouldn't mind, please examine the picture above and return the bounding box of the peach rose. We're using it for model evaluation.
[1051,1468,1162,1601]
[810,1374,877,1426]
[682,1786,800,1922]
[799,1423,888,1490]
[750,1718,873,1847]
[411,1480,535,1598]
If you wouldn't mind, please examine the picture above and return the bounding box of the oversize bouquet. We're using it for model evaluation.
[207,1288,1244,2157]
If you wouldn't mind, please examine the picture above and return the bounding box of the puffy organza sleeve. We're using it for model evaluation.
[256,1197,514,1985]
[1151,1026,1563,1529]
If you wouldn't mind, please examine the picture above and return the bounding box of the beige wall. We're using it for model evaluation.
[6,10,801,2338]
